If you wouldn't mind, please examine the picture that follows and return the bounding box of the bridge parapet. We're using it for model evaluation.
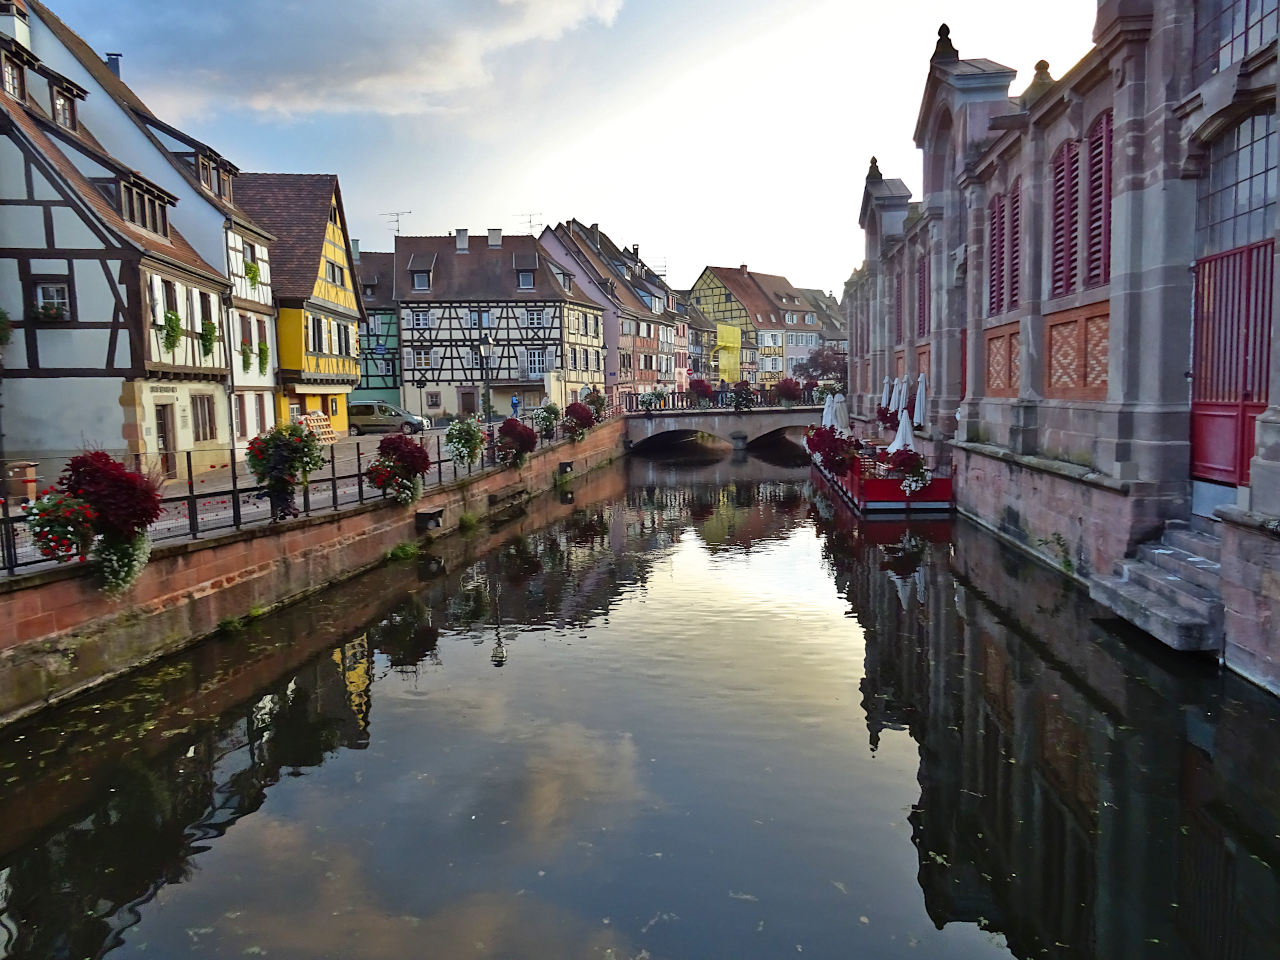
[622,406,824,449]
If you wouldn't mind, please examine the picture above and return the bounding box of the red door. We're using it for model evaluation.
[1191,239,1273,486]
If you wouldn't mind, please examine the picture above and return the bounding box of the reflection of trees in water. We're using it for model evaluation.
[0,638,374,960]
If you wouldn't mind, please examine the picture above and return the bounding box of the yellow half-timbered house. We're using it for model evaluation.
[235,173,363,432]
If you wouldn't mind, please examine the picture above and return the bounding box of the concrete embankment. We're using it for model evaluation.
[0,420,624,726]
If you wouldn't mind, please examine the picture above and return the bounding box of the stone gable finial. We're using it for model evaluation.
[1019,60,1055,108]
[932,23,958,62]
[867,156,882,182]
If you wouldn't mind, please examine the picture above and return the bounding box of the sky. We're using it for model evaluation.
[47,0,1097,295]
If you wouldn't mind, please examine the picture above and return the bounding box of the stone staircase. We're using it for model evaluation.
[1089,519,1224,653]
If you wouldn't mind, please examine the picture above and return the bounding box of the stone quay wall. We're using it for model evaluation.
[0,420,624,725]
[1218,507,1280,696]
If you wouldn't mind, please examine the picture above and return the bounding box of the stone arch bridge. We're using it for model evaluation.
[622,406,823,451]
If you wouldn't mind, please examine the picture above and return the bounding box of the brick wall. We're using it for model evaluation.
[0,420,624,724]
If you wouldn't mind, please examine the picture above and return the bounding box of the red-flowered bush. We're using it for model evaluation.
[58,451,160,541]
[776,377,804,402]
[377,433,432,476]
[876,404,899,432]
[495,418,538,467]
[688,379,714,400]
[562,402,595,442]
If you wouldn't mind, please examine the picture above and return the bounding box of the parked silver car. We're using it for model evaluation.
[348,401,430,435]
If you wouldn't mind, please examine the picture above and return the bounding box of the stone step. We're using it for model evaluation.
[1163,527,1222,564]
[1120,561,1224,625]
[1136,543,1223,592]
[1088,575,1220,653]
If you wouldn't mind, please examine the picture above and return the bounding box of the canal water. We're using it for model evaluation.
[1,449,1277,960]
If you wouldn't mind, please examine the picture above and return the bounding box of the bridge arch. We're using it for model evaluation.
[622,406,823,451]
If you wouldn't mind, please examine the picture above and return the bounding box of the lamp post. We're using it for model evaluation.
[478,332,495,422]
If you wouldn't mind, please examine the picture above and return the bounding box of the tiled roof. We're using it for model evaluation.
[393,234,601,309]
[706,266,784,329]
[235,173,339,300]
[354,251,396,310]
[751,271,818,314]
[559,221,654,316]
[26,0,267,234]
[0,97,223,281]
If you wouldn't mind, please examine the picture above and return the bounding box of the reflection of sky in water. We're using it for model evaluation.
[14,466,1273,960]
[94,491,1007,960]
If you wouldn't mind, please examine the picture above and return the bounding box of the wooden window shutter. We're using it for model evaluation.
[402,347,414,370]
[1085,112,1113,288]
[988,194,1006,316]
[1008,180,1022,310]
[1051,143,1080,298]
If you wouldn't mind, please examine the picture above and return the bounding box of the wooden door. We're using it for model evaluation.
[1191,239,1273,486]
[154,403,177,478]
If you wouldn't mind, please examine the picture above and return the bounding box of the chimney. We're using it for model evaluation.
[455,228,468,253]
[633,244,640,259]
[487,228,502,248]
[104,53,123,78]
[739,264,748,276]
[351,238,361,261]
[591,223,600,248]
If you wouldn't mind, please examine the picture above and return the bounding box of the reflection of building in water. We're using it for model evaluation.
[831,514,1280,960]
[0,636,376,960]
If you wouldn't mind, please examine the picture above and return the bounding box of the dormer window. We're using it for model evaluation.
[243,241,256,265]
[1,55,23,100]
[363,284,375,299]
[199,158,213,190]
[412,271,430,290]
[119,181,170,237]
[52,90,75,129]
[518,270,534,289]
[218,171,232,200]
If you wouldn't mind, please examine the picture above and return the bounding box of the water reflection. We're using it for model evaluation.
[0,453,1277,959]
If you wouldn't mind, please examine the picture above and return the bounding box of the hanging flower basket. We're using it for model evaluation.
[162,310,183,352]
[258,341,270,374]
[246,423,326,521]
[562,402,594,442]
[493,418,537,468]
[446,416,485,467]
[365,433,432,504]
[533,402,560,440]
[200,318,217,357]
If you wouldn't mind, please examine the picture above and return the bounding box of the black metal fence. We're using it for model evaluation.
[0,408,613,578]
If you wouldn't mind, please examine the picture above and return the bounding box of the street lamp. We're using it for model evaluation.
[478,332,495,422]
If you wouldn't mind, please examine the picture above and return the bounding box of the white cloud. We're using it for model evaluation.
[61,0,622,119]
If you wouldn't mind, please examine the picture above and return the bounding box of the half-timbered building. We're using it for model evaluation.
[394,230,604,418]
[0,51,231,477]
[353,249,401,407]
[24,0,280,449]
[236,174,363,432]
[841,13,1280,692]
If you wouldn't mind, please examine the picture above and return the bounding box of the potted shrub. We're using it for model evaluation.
[200,318,217,357]
[52,452,162,595]
[445,415,485,467]
[687,379,714,408]
[162,310,183,352]
[562,401,595,442]
[246,423,326,521]
[776,377,803,407]
[637,389,666,414]
[22,487,97,563]
[532,402,560,440]
[582,388,608,422]
[494,418,538,468]
[365,433,432,504]
[886,448,932,495]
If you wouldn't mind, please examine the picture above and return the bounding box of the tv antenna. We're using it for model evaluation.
[513,212,543,234]
[381,210,412,235]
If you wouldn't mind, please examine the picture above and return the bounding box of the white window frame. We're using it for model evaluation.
[36,282,71,317]
[526,347,546,375]
[413,271,430,290]
[411,310,433,329]
[518,271,534,289]
[526,309,544,327]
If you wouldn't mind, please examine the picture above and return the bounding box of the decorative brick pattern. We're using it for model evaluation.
[1049,320,1079,389]
[1085,317,1109,389]
[916,345,930,376]
[988,340,1008,391]
[984,320,1020,398]
[1045,305,1109,400]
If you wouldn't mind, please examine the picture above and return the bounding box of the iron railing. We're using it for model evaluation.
[620,387,826,413]
[0,407,614,578]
